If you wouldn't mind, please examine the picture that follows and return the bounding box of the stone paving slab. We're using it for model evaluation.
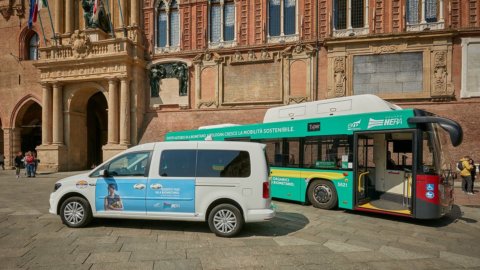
[0,171,480,269]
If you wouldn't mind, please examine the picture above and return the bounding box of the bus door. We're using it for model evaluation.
[354,131,415,217]
[263,139,304,202]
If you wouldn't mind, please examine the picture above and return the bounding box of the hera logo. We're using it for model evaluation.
[367,117,402,129]
[348,120,361,130]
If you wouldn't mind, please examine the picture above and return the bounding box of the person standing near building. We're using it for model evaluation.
[459,156,474,195]
[14,152,23,179]
[470,158,476,192]
[0,153,5,170]
[25,152,36,177]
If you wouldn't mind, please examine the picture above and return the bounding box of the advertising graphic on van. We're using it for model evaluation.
[146,179,195,213]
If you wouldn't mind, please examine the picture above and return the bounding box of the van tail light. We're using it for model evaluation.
[263,182,270,199]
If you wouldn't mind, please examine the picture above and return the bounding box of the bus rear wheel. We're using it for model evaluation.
[308,180,337,210]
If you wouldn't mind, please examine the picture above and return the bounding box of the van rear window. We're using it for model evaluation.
[159,149,251,178]
[197,150,251,178]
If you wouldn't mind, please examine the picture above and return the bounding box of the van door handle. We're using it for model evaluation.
[133,184,146,190]
[150,184,162,190]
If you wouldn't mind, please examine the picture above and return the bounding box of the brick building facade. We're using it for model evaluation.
[0,0,479,171]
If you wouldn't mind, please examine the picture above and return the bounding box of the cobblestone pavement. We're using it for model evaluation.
[1,170,480,270]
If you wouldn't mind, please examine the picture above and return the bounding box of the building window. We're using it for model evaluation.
[406,0,444,31]
[333,0,368,37]
[28,32,39,60]
[209,0,235,47]
[268,0,297,41]
[156,0,180,52]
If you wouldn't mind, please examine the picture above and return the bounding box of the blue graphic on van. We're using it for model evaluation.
[96,179,148,212]
[146,179,195,213]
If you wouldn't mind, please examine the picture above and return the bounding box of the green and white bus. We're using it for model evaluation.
[166,95,462,219]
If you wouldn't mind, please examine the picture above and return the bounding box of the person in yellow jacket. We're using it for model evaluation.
[459,156,474,195]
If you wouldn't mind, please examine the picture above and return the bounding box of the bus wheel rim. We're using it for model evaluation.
[314,184,332,204]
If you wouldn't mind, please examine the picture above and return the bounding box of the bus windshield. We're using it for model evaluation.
[422,123,450,175]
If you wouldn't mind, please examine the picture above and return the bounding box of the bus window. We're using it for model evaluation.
[261,139,300,168]
[303,136,353,170]
[386,133,413,171]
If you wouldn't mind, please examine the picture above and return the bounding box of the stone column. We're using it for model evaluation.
[131,0,139,26]
[108,78,119,144]
[420,0,426,24]
[54,0,64,34]
[52,83,64,145]
[119,0,127,26]
[65,0,74,34]
[41,83,53,145]
[347,0,352,29]
[119,78,130,146]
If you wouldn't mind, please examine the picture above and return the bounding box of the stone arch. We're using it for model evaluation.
[10,95,42,155]
[64,82,108,170]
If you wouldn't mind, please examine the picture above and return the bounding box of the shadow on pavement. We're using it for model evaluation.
[86,211,309,237]
[345,204,477,227]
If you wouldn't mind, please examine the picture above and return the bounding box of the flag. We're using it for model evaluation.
[92,0,99,20]
[93,0,99,14]
[28,0,36,28]
[38,0,48,11]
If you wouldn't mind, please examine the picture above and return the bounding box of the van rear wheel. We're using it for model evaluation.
[60,196,93,228]
[308,180,338,210]
[208,204,244,237]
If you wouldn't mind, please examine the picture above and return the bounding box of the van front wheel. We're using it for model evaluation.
[208,204,244,237]
[308,180,338,210]
[60,196,93,228]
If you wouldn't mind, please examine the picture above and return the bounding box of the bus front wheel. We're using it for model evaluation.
[308,180,338,210]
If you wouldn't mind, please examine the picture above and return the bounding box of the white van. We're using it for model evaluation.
[49,141,275,237]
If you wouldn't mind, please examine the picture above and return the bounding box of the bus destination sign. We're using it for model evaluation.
[307,122,320,132]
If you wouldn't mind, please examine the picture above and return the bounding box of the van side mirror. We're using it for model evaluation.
[99,169,109,178]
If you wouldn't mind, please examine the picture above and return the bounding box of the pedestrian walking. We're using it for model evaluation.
[0,153,5,170]
[459,156,475,195]
[14,152,23,179]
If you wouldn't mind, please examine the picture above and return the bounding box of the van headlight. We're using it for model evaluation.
[53,183,62,192]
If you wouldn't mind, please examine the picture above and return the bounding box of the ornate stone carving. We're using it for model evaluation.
[432,51,454,99]
[197,101,218,109]
[282,43,316,57]
[230,49,274,65]
[0,0,24,20]
[70,30,92,58]
[149,62,189,97]
[288,97,309,104]
[333,57,346,97]
[193,52,223,64]
[372,45,398,54]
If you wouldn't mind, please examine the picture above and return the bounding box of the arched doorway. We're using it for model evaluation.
[67,85,108,170]
[14,101,42,154]
[87,92,108,168]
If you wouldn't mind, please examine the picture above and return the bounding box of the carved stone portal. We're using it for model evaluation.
[149,62,189,97]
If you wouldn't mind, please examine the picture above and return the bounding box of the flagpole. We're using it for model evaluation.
[38,12,48,46]
[103,0,116,38]
[116,0,127,37]
[43,0,57,46]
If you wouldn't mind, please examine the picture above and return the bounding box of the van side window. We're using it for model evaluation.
[108,152,151,177]
[197,150,251,178]
[159,150,196,177]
